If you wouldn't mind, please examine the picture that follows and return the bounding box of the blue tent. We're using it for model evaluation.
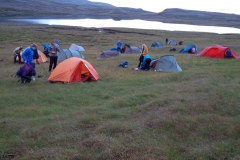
[151,42,163,47]
[179,44,199,54]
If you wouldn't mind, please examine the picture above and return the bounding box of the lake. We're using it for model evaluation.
[8,19,240,34]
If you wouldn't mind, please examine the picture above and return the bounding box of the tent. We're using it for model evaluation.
[69,44,85,52]
[36,51,48,63]
[179,44,199,54]
[48,57,100,83]
[150,55,182,72]
[167,40,177,46]
[122,44,142,54]
[57,49,85,61]
[97,50,121,58]
[151,42,163,47]
[19,48,48,64]
[196,45,240,59]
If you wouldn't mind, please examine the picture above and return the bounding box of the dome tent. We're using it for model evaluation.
[151,42,163,47]
[69,44,85,52]
[179,44,199,54]
[57,49,85,61]
[167,40,177,46]
[197,45,240,59]
[48,57,100,83]
[150,55,182,72]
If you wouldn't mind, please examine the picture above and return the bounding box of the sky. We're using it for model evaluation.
[90,0,240,15]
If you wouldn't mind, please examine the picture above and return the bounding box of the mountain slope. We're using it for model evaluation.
[0,0,240,28]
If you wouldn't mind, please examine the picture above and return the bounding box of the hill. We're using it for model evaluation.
[0,0,240,28]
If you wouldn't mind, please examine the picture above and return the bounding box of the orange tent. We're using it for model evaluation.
[48,57,100,83]
[36,50,48,64]
[197,45,240,59]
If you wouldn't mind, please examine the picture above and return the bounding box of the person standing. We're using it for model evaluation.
[48,40,60,72]
[13,46,23,64]
[22,44,37,64]
[55,38,60,46]
[116,40,122,54]
[165,38,168,45]
[33,44,40,64]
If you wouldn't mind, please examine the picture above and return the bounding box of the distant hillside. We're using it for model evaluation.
[0,0,240,28]
[159,8,240,21]
[51,0,114,7]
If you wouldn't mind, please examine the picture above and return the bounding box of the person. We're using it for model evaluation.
[55,39,60,46]
[22,43,37,80]
[141,46,152,70]
[116,40,122,54]
[22,44,37,64]
[165,38,168,45]
[33,44,39,64]
[13,46,23,64]
[135,44,151,70]
[48,40,60,72]
[43,44,50,57]
[191,47,196,53]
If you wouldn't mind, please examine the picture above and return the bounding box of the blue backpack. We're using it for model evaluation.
[225,50,232,59]
[118,61,128,68]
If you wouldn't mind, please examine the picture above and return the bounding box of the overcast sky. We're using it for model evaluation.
[90,0,240,15]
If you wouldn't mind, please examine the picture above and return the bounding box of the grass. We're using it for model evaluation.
[0,23,240,159]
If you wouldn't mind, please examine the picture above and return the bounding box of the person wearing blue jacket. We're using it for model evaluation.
[21,43,37,80]
[22,43,37,64]
[141,54,151,70]
[116,40,122,54]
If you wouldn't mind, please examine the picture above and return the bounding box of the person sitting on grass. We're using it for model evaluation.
[141,52,151,70]
[135,44,151,70]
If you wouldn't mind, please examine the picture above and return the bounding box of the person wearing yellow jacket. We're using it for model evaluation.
[136,44,151,70]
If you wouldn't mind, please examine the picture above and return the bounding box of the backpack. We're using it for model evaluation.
[225,50,232,59]
[16,63,36,83]
[118,61,128,68]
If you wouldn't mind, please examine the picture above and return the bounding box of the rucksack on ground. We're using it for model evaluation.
[16,63,36,83]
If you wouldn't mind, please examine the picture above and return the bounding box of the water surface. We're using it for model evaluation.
[10,19,240,34]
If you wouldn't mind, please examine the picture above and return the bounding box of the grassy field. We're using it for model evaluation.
[0,23,240,159]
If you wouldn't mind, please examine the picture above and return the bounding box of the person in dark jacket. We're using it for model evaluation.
[165,38,168,45]
[48,40,60,72]
[33,45,39,64]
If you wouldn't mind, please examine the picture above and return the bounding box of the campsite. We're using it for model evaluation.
[0,23,240,159]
